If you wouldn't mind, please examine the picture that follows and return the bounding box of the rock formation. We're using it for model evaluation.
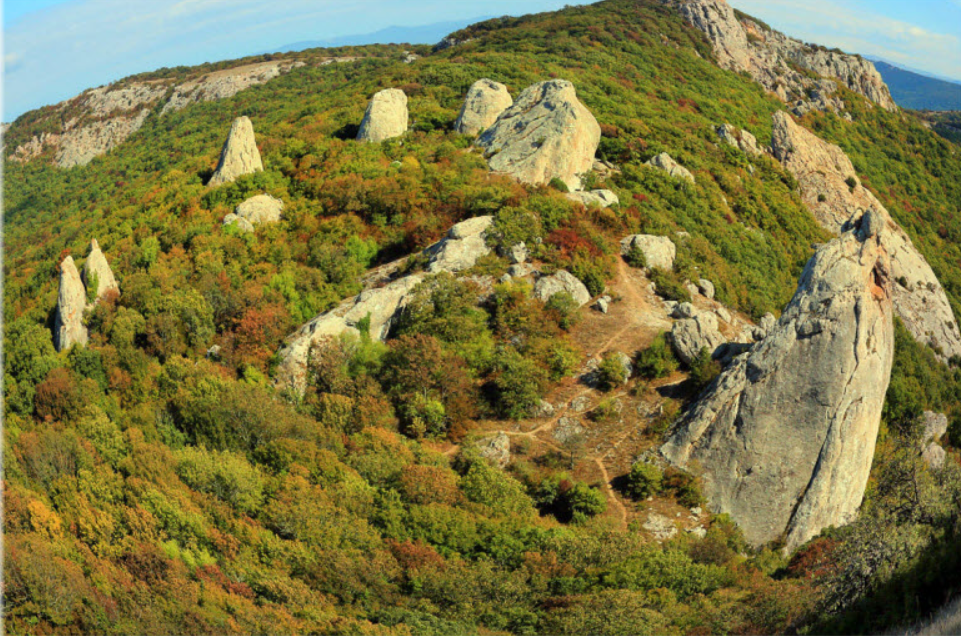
[475,80,601,191]
[533,270,592,307]
[224,194,284,232]
[662,0,896,114]
[645,152,695,183]
[771,111,961,361]
[9,60,305,168]
[276,216,496,394]
[566,189,619,208]
[670,311,726,365]
[716,124,760,155]
[82,239,119,303]
[662,211,895,551]
[357,89,409,143]
[455,79,513,136]
[478,432,511,468]
[54,257,89,351]
[424,216,493,273]
[208,117,264,187]
[620,234,677,271]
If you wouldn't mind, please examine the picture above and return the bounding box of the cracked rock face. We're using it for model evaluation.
[208,117,264,186]
[475,80,600,191]
[357,89,409,143]
[82,239,119,303]
[662,212,894,551]
[663,0,896,113]
[455,79,513,136]
[771,111,961,361]
[55,256,89,352]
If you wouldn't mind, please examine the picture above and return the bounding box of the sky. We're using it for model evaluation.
[4,0,961,122]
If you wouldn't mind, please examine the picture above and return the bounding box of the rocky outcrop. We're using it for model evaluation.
[9,60,305,168]
[620,234,677,271]
[771,111,961,361]
[276,216,497,394]
[161,60,305,114]
[716,124,760,155]
[566,189,619,208]
[224,194,284,232]
[662,212,895,551]
[663,0,897,113]
[533,270,592,307]
[208,117,264,187]
[357,89,409,143]
[455,79,513,136]
[645,152,694,183]
[475,80,601,191]
[670,311,726,365]
[424,216,493,273]
[478,432,511,468]
[54,257,89,351]
[82,239,119,303]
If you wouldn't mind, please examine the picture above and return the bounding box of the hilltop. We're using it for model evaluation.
[6,1,961,635]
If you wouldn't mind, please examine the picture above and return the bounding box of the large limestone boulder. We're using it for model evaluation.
[455,79,513,136]
[620,234,676,271]
[82,239,119,304]
[566,189,619,208]
[475,80,600,191]
[661,211,894,551]
[425,216,493,273]
[357,88,409,143]
[670,312,726,366]
[645,152,695,183]
[224,194,284,232]
[208,116,263,186]
[771,110,961,362]
[534,270,592,307]
[54,256,89,351]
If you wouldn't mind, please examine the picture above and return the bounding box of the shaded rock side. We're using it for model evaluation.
[224,194,284,232]
[661,212,895,551]
[357,89,409,143]
[455,79,513,136]
[663,0,896,113]
[54,256,89,351]
[771,110,961,361]
[208,117,263,186]
[475,80,601,191]
[82,239,119,303]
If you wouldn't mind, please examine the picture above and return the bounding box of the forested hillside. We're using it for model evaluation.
[6,1,961,634]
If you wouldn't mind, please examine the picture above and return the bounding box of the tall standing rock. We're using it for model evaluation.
[455,79,513,136]
[661,212,894,551]
[82,239,119,304]
[54,256,89,351]
[208,116,263,186]
[357,89,409,143]
[771,110,961,361]
[475,80,600,191]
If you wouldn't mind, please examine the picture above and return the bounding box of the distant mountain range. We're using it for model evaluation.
[868,58,961,111]
[266,18,491,53]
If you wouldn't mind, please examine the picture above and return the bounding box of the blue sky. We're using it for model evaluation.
[4,0,961,122]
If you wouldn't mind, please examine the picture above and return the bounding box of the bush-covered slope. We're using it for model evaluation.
[6,1,961,634]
